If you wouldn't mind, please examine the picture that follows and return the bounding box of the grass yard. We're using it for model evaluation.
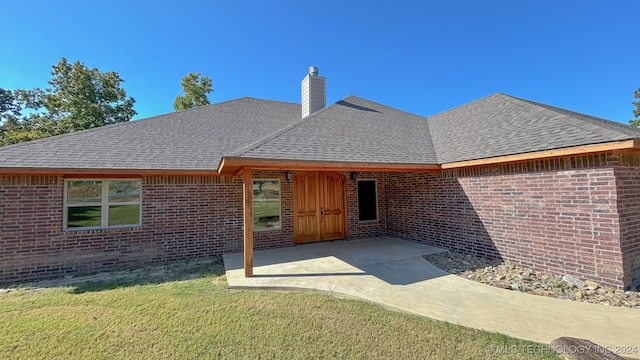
[253,180,281,230]
[0,259,560,360]
[253,200,280,230]
[67,204,140,228]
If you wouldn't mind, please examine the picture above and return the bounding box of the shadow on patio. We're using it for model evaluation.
[223,236,449,287]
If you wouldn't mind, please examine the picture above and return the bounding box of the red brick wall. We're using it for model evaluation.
[1,175,66,281]
[6,160,635,288]
[0,170,387,283]
[0,175,246,283]
[387,153,632,289]
[346,172,387,239]
[612,153,640,290]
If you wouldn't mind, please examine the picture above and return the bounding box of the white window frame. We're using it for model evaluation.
[63,178,142,230]
[356,179,379,222]
[252,178,282,231]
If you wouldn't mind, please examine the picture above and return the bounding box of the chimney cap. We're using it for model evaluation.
[308,66,319,76]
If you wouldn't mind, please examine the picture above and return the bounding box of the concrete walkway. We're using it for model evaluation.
[224,237,639,357]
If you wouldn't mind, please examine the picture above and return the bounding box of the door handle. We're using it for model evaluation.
[320,207,324,221]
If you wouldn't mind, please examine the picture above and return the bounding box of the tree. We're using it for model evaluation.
[0,58,136,145]
[173,72,213,111]
[0,88,49,145]
[0,88,20,116]
[43,58,136,133]
[630,88,640,128]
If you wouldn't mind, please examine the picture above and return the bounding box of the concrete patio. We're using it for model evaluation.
[224,237,640,356]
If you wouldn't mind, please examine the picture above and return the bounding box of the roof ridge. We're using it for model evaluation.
[0,120,123,152]
[1,96,302,171]
[341,94,427,116]
[226,94,439,166]
[345,96,442,164]
[345,95,438,162]
[0,97,302,153]
[425,93,504,120]
[500,94,640,137]
[169,97,241,115]
[0,97,229,151]
[117,96,258,123]
[425,93,507,162]
[424,114,440,163]
[226,97,348,157]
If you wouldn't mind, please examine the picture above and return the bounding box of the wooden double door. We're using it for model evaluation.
[293,171,346,243]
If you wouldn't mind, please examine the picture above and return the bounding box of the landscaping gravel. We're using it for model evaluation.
[424,251,640,309]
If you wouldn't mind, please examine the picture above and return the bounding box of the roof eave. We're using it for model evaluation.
[5,140,638,177]
[0,167,220,176]
[440,139,640,170]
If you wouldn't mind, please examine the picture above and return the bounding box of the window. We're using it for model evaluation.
[253,179,281,230]
[64,179,141,230]
[357,179,378,222]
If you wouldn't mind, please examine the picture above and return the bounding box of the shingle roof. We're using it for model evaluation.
[0,97,300,170]
[231,95,438,164]
[427,93,640,163]
[1,92,639,171]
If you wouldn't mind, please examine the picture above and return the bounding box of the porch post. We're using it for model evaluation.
[243,167,254,277]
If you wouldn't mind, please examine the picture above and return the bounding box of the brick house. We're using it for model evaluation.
[1,67,640,290]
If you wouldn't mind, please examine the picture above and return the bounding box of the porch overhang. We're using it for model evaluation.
[218,140,640,177]
[217,157,441,176]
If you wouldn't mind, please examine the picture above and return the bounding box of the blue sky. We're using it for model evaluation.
[1,1,638,123]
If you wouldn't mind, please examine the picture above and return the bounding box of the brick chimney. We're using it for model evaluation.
[301,66,326,118]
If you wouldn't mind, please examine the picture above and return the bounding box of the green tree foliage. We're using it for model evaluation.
[0,88,51,145]
[0,58,136,146]
[0,88,20,116]
[173,72,213,111]
[630,88,640,128]
[44,58,137,132]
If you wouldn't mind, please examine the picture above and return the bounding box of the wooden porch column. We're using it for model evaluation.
[243,168,254,277]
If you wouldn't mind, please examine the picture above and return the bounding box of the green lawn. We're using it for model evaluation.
[68,204,140,228]
[0,259,560,359]
[253,200,280,230]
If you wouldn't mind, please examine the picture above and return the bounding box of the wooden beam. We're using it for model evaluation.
[232,168,245,177]
[218,157,441,175]
[440,140,639,170]
[242,168,254,277]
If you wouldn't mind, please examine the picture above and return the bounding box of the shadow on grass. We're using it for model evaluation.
[68,257,227,294]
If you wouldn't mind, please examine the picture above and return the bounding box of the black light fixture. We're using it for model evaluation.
[350,172,357,181]
[286,171,294,182]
